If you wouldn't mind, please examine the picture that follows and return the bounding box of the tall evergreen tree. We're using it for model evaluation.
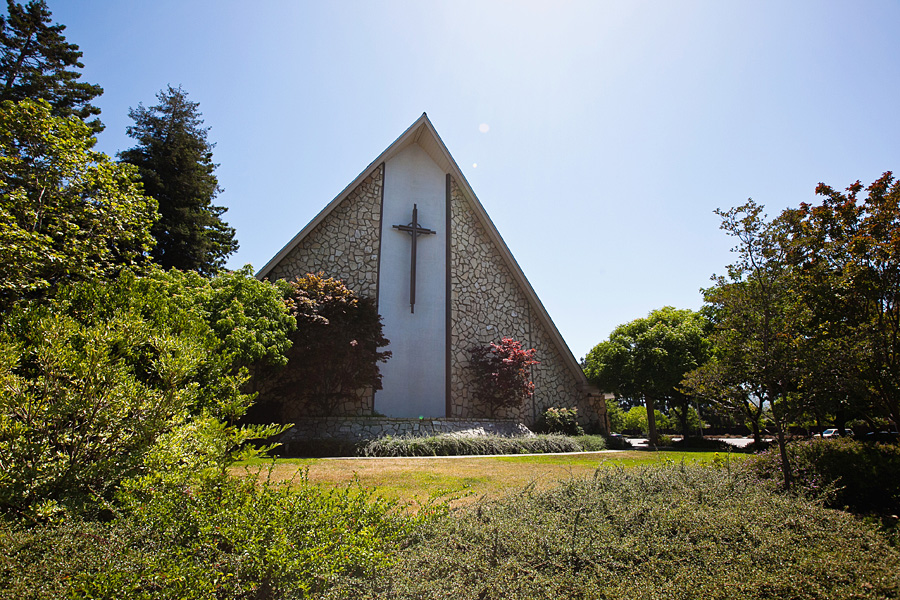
[0,0,103,131]
[119,85,238,275]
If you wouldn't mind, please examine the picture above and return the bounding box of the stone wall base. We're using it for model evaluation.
[279,417,533,455]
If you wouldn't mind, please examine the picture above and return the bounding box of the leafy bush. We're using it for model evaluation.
[325,465,900,600]
[621,405,671,434]
[604,434,633,450]
[253,273,390,418]
[360,433,587,457]
[746,436,900,515]
[0,269,292,517]
[605,397,626,432]
[0,470,425,599]
[534,407,584,436]
[468,337,538,417]
[655,434,674,446]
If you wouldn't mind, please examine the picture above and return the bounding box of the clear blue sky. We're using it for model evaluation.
[50,0,900,359]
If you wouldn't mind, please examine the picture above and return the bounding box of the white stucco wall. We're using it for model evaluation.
[376,144,447,417]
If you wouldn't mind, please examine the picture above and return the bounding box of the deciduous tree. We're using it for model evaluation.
[583,306,709,446]
[469,337,539,418]
[119,85,237,275]
[783,172,900,429]
[687,201,806,486]
[0,99,156,310]
[0,0,103,130]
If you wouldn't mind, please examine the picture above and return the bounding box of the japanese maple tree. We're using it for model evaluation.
[469,337,539,418]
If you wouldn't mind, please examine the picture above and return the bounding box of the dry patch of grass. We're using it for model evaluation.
[236,450,738,511]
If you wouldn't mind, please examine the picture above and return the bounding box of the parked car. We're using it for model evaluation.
[821,428,853,438]
[865,430,899,443]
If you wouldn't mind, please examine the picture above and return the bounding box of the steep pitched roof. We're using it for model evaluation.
[257,113,590,388]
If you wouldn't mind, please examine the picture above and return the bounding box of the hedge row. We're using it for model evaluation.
[359,433,608,457]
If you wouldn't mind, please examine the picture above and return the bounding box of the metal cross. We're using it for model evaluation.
[392,203,436,313]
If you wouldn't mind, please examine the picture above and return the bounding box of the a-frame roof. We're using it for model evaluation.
[257,113,590,388]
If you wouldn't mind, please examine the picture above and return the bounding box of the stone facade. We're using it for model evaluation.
[529,309,607,430]
[257,123,608,435]
[269,165,383,299]
[448,176,599,427]
[448,177,531,418]
[253,165,384,417]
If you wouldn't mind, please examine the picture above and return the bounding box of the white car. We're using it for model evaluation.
[821,428,853,438]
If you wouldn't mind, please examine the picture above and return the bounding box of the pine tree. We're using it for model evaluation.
[119,85,238,275]
[0,0,103,131]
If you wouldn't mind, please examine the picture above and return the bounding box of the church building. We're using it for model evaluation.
[257,114,607,431]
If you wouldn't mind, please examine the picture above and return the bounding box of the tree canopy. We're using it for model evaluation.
[583,306,709,445]
[0,0,103,131]
[683,200,807,484]
[783,172,900,429]
[119,85,237,275]
[0,99,156,309]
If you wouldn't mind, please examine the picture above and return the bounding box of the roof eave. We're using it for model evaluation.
[256,113,589,387]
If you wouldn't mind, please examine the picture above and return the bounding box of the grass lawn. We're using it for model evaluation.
[236,449,744,510]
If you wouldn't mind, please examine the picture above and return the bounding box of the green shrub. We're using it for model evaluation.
[622,405,671,434]
[0,269,292,517]
[360,434,585,457]
[605,398,626,433]
[570,435,606,451]
[0,470,425,599]
[534,407,584,436]
[324,465,900,600]
[655,434,674,446]
[744,439,772,453]
[746,436,900,515]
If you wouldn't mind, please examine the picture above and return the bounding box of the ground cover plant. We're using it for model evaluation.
[323,464,900,600]
[0,470,430,600]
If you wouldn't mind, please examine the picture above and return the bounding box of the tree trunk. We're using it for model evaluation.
[749,419,761,446]
[771,403,793,490]
[645,396,658,447]
[677,403,689,437]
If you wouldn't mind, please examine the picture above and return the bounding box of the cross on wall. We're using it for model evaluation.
[392,203,436,313]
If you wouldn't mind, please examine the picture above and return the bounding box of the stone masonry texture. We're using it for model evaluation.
[448,176,601,427]
[258,165,384,417]
[269,165,383,300]
[259,164,606,431]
